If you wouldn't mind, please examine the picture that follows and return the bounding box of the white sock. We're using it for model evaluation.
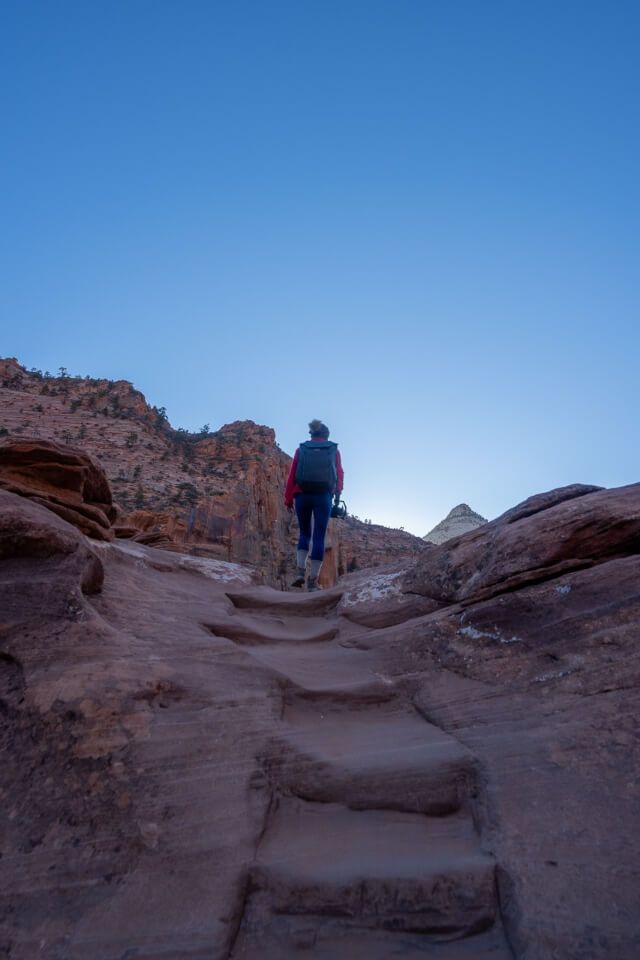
[296,549,308,573]
[309,558,322,578]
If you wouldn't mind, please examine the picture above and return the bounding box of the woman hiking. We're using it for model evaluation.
[284,419,344,591]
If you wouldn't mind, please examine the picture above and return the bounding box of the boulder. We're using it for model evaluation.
[404,482,640,604]
[0,438,115,540]
[0,488,104,602]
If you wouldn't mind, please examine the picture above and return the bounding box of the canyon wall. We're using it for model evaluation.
[0,358,425,584]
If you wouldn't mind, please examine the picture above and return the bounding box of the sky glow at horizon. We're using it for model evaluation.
[1,1,639,536]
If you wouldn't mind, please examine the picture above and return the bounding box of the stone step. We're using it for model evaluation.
[240,641,398,705]
[204,612,338,646]
[250,799,497,936]
[227,585,342,616]
[271,705,477,814]
[233,915,513,959]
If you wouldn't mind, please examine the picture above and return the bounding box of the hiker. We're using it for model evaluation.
[284,419,344,591]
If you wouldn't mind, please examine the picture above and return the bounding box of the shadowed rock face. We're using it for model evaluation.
[1,480,639,959]
[0,488,104,594]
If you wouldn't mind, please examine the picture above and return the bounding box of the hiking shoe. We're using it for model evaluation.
[307,577,318,592]
[291,575,305,588]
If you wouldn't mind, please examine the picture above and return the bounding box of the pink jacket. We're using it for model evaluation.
[284,439,344,507]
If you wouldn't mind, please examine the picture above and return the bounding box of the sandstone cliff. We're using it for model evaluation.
[0,358,425,584]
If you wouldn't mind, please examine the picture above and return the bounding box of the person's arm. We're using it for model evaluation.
[284,449,299,508]
[335,449,344,498]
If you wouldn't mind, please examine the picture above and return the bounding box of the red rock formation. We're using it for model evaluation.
[1,483,639,957]
[0,358,426,582]
[0,488,104,597]
[0,438,115,540]
[338,482,640,958]
[403,481,640,603]
[318,516,429,588]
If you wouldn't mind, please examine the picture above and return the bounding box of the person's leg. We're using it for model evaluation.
[292,494,312,585]
[307,493,332,589]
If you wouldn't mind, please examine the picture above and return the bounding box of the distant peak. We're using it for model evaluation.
[446,503,485,521]
[423,503,487,544]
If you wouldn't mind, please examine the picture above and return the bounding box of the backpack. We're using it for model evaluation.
[295,440,338,494]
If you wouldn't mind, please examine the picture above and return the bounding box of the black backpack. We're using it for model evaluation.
[295,440,338,494]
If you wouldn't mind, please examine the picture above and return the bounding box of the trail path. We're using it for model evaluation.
[214,587,514,959]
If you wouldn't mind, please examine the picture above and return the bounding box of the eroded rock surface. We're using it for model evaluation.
[0,489,104,594]
[0,495,269,960]
[0,438,115,540]
[1,480,639,959]
[405,482,637,602]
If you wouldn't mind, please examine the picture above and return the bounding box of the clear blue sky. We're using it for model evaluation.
[2,1,638,535]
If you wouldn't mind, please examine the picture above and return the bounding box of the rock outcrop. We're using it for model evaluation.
[1,480,638,958]
[406,482,636,603]
[0,358,425,583]
[0,488,104,593]
[0,438,115,540]
[423,502,487,544]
